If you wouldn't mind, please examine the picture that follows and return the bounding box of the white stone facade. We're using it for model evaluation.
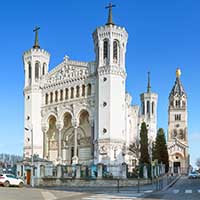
[23,11,158,176]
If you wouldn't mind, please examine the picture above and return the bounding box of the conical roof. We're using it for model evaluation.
[169,69,186,98]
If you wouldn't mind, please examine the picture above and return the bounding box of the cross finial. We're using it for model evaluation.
[105,3,116,25]
[147,72,151,93]
[33,26,40,49]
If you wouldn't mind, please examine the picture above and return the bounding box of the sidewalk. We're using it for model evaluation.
[32,175,181,198]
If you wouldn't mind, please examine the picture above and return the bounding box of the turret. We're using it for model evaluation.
[23,27,50,158]
[140,72,158,141]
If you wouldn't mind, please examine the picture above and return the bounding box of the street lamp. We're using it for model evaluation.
[24,126,34,187]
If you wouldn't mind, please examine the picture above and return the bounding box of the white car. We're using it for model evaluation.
[0,174,24,187]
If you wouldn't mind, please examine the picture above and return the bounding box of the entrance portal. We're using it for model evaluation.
[173,162,180,173]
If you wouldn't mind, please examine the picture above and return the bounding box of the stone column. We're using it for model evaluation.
[89,118,94,158]
[42,125,48,159]
[56,122,63,164]
[72,120,79,164]
[122,162,127,179]
[97,163,103,179]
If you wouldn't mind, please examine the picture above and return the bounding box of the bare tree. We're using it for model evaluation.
[129,137,140,166]
[196,158,200,169]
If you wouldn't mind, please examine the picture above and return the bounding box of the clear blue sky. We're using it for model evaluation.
[0,0,199,167]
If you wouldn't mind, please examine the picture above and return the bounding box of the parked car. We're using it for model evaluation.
[0,174,24,187]
[188,171,199,179]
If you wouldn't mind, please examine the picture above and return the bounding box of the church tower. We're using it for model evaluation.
[23,27,50,158]
[140,72,158,142]
[93,4,128,168]
[167,68,189,174]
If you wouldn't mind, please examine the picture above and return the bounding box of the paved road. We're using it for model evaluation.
[0,186,146,200]
[0,176,196,200]
[145,176,200,200]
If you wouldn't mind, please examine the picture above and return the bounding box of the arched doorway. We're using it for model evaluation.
[61,110,93,165]
[77,110,92,164]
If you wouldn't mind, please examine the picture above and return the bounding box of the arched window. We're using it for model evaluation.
[103,40,108,59]
[65,88,69,100]
[60,90,63,101]
[28,62,31,80]
[71,87,74,99]
[82,85,85,97]
[87,84,92,96]
[142,102,145,115]
[147,101,150,114]
[173,129,177,138]
[42,63,46,75]
[50,92,53,103]
[113,40,119,63]
[45,93,48,105]
[76,86,80,98]
[152,102,154,115]
[55,91,58,102]
[35,62,40,80]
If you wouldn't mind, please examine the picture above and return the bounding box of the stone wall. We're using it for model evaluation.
[34,177,150,187]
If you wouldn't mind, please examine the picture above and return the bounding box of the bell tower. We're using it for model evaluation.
[23,27,50,158]
[167,68,189,174]
[93,4,128,168]
[140,72,158,142]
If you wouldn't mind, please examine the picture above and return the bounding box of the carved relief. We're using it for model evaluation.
[47,64,89,84]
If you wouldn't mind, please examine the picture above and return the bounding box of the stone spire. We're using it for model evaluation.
[105,3,116,25]
[33,26,40,49]
[147,72,151,93]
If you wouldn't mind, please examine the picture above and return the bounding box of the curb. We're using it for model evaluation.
[161,175,181,191]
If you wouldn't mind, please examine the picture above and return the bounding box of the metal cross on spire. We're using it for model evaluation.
[147,72,151,93]
[105,3,116,25]
[33,26,40,49]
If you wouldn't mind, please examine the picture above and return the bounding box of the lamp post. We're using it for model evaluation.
[25,126,34,187]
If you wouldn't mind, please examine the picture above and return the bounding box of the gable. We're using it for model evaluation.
[45,59,93,85]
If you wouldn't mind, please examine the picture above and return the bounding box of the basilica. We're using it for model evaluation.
[23,4,158,176]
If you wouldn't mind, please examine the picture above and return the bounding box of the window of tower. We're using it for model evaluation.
[152,102,154,115]
[173,129,177,138]
[82,85,85,97]
[60,89,63,101]
[182,101,185,107]
[70,87,74,99]
[76,86,80,98]
[28,62,31,80]
[142,102,145,115]
[147,101,150,114]
[35,62,40,81]
[55,91,58,102]
[175,100,180,108]
[179,129,184,140]
[113,40,119,63]
[45,93,48,105]
[42,63,46,75]
[50,92,53,103]
[87,83,92,96]
[175,114,181,121]
[103,40,108,59]
[65,88,69,100]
